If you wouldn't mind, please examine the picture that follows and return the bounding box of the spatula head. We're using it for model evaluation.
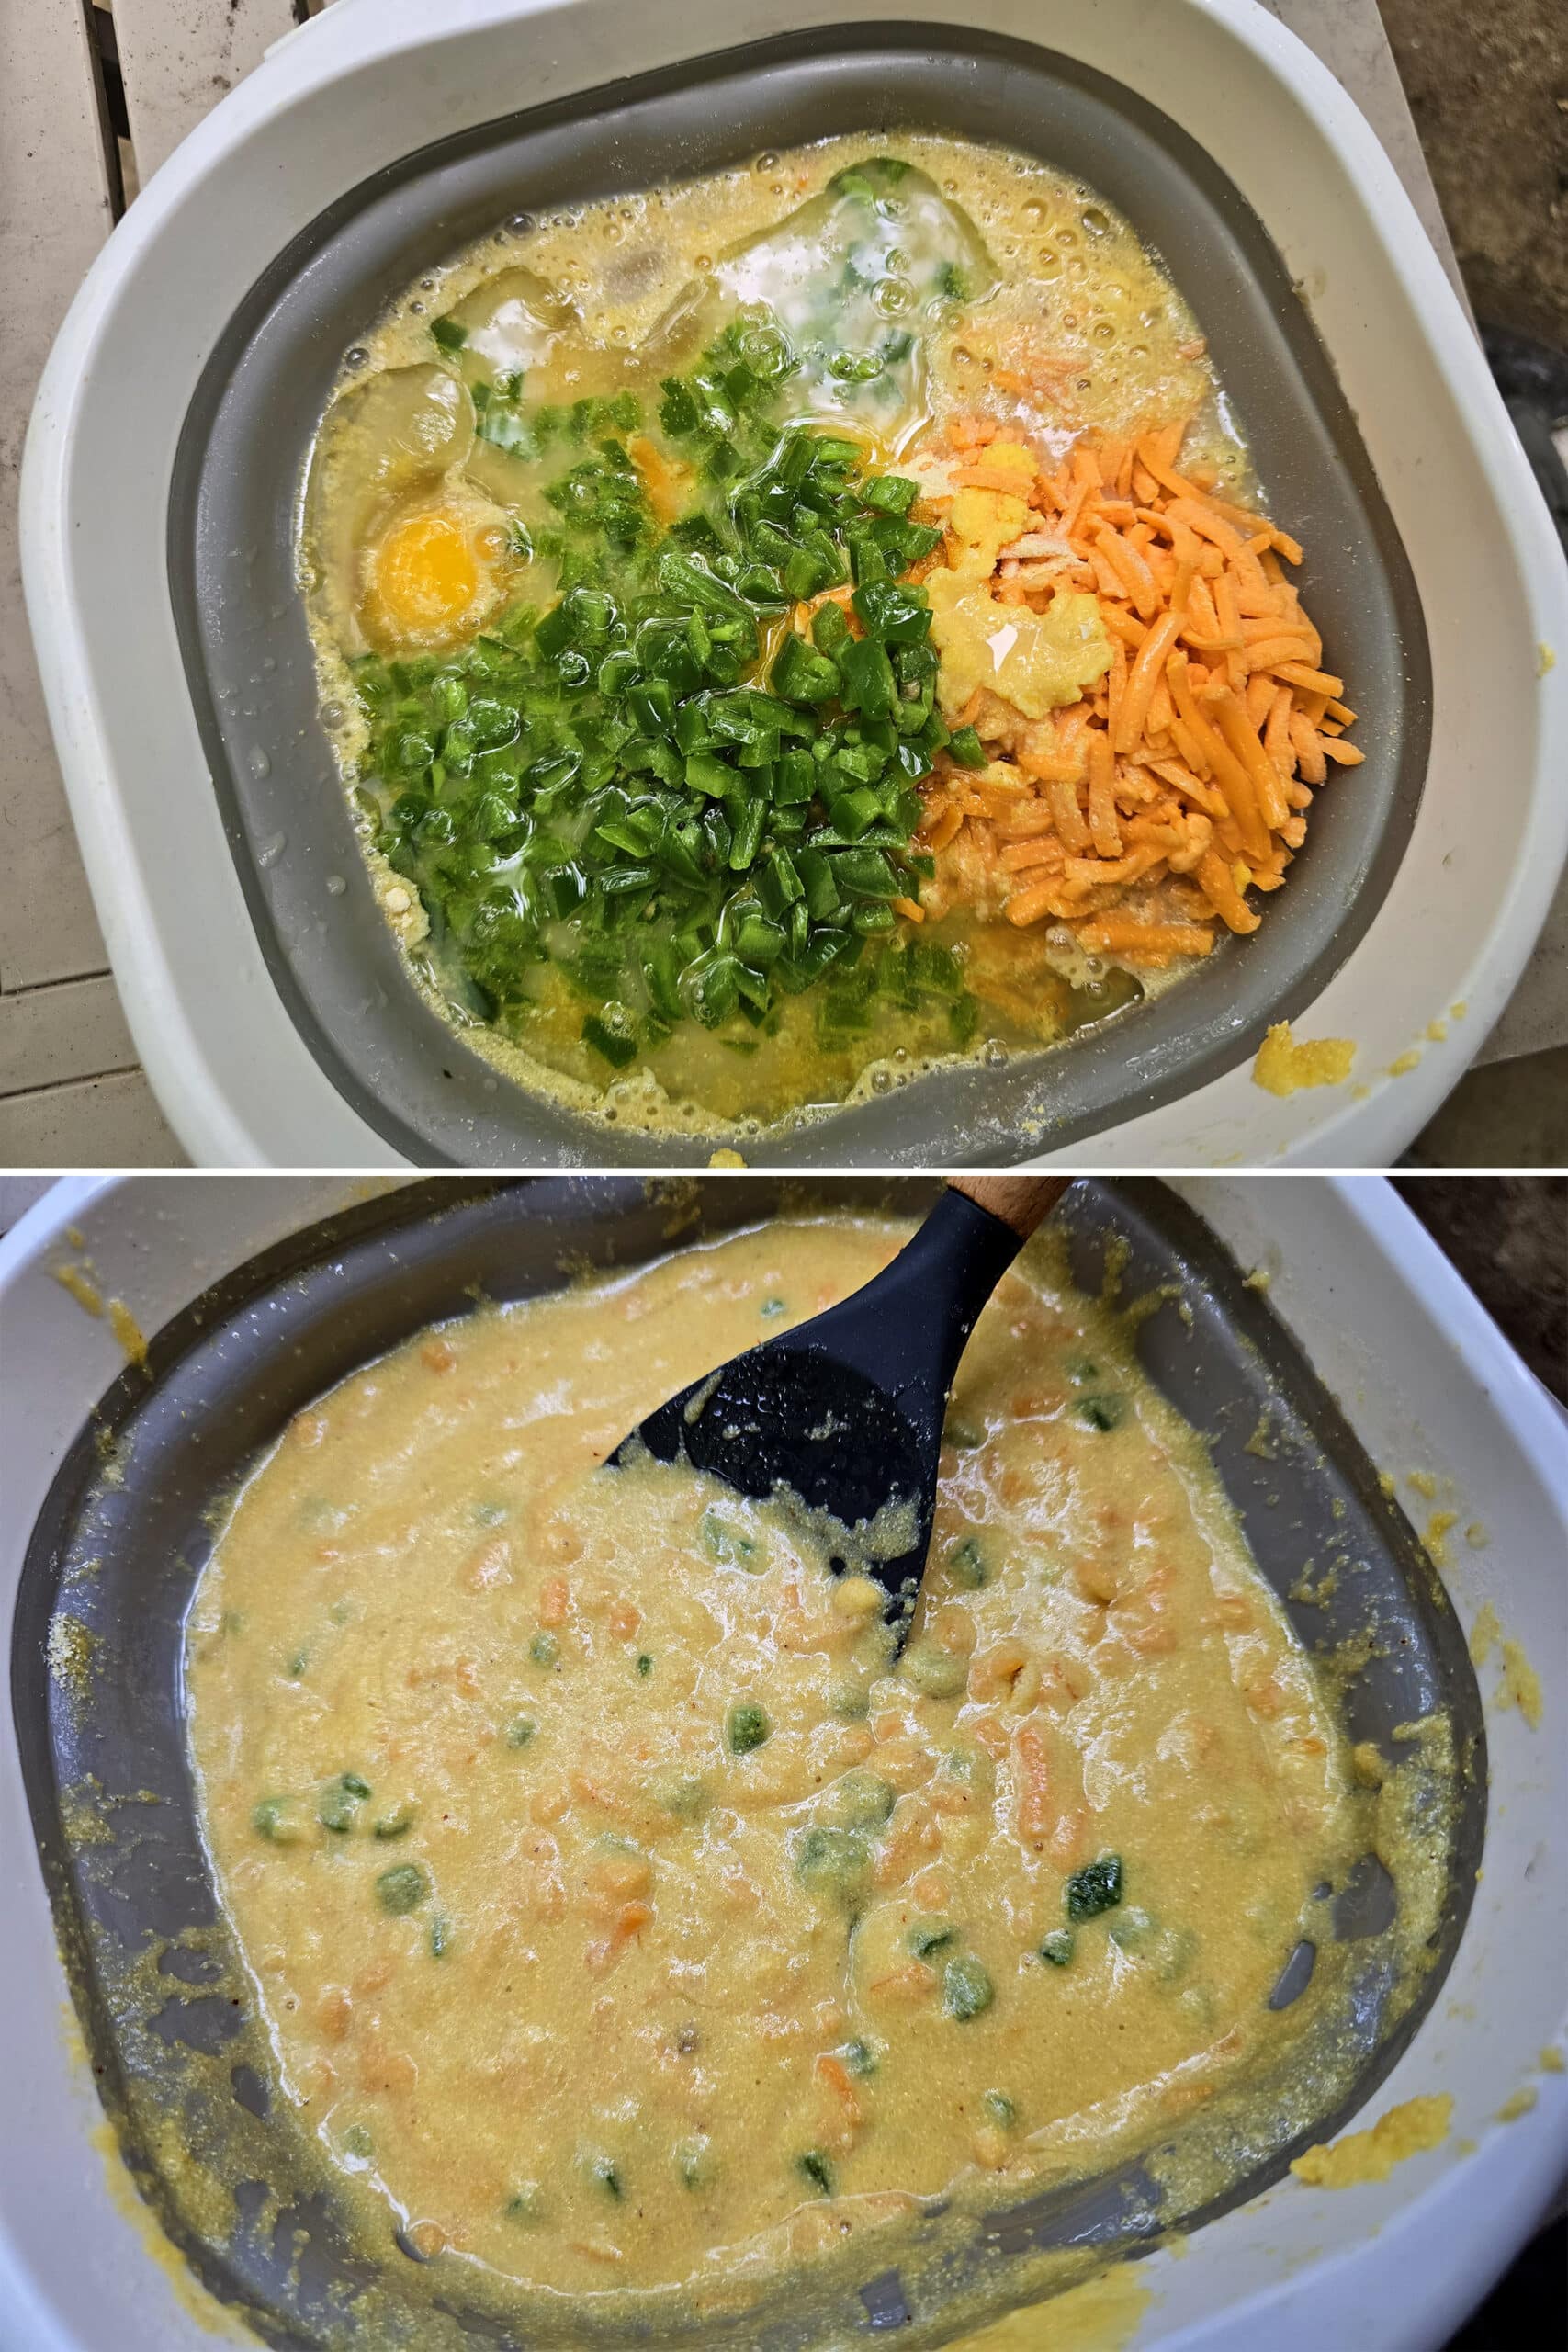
[610,1188,1028,1621]
[622,1340,940,1618]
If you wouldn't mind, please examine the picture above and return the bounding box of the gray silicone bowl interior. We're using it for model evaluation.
[168,20,1432,1170]
[14,1178,1482,2348]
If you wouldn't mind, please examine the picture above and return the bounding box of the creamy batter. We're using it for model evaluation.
[186,1216,1359,2320]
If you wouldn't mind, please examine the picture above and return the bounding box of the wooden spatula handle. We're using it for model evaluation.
[947,1175,1070,1242]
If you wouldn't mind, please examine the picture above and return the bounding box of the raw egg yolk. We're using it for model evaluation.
[367,509,493,645]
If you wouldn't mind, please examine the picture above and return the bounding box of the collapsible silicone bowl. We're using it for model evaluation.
[19,0,1568,1166]
[2,1174,1564,2350]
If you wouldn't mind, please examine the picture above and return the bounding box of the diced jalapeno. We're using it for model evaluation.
[908,1919,955,1958]
[829,1676,872,1721]
[376,1862,431,1916]
[1065,1855,1123,1922]
[1076,1395,1124,1433]
[654,1773,708,1820]
[942,1953,994,2020]
[252,1797,305,1846]
[837,2036,881,2078]
[794,1824,873,1902]
[727,1702,772,1754]
[832,1769,895,1827]
[319,1773,370,1834]
[351,308,978,1073]
[902,1638,967,1701]
[947,1535,987,1588]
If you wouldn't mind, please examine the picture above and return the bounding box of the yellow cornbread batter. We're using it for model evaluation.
[1290,2093,1453,2188]
[186,1216,1361,2319]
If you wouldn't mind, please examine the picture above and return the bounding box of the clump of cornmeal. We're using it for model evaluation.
[927,445,1111,721]
[1290,2094,1452,2188]
[1495,1640,1543,1730]
[1252,1022,1356,1097]
[1468,1605,1543,1729]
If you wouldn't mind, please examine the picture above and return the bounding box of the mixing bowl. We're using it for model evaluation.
[2,1175,1563,2347]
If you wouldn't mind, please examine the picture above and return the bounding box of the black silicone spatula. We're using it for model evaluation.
[610,1177,1068,1623]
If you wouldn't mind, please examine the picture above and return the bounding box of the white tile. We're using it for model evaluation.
[1264,0,1472,314]
[0,974,136,1094]
[111,0,298,181]
[0,0,117,993]
[0,1070,187,1169]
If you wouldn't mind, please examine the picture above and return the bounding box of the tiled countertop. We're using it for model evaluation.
[1,0,1559,1164]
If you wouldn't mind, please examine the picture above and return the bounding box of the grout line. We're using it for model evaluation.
[0,969,113,1001]
[0,1063,142,1106]
[81,0,129,220]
